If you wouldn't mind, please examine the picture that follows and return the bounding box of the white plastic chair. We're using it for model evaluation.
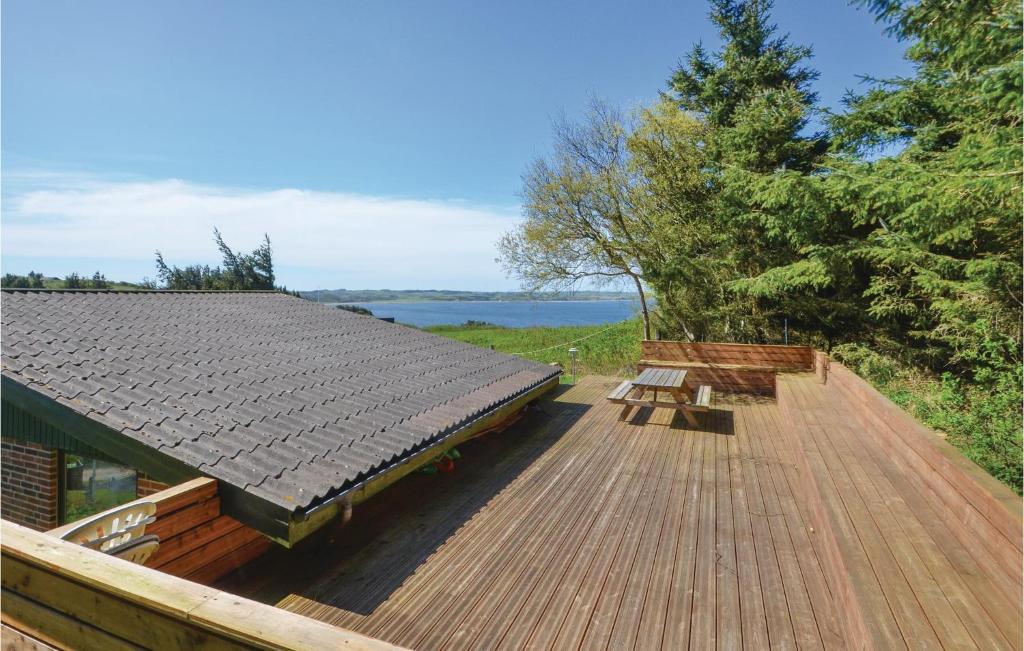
[59,501,159,564]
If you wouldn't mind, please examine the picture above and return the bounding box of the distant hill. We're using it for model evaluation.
[299,289,636,303]
[1,271,146,291]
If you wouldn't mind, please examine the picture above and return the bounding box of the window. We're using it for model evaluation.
[61,454,137,524]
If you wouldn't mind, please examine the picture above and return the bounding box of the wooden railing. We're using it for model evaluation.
[48,477,269,585]
[639,340,814,395]
[1,520,402,650]
[825,361,1023,607]
[641,340,814,369]
[777,358,1023,648]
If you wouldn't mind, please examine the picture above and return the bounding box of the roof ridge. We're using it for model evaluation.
[0,288,284,294]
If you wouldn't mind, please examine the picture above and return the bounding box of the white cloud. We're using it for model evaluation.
[1,172,523,289]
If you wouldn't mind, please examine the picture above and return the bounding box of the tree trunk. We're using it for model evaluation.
[631,275,652,340]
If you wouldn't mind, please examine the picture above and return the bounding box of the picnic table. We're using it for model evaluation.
[606,367,712,427]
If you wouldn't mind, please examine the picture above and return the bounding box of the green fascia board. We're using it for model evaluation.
[1,374,561,548]
[1,376,199,485]
[2,399,118,463]
[1,376,295,544]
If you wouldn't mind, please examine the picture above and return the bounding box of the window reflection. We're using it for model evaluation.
[63,454,137,524]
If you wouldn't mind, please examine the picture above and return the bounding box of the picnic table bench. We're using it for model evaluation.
[607,367,712,427]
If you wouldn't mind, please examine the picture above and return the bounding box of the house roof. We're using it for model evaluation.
[0,290,559,517]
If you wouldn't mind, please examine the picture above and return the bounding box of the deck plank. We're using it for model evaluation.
[714,409,742,651]
[788,375,1020,650]
[439,401,666,649]
[631,431,698,651]
[806,384,976,648]
[727,403,770,651]
[731,401,797,650]
[379,392,639,646]
[661,428,707,650]
[495,425,690,650]
[212,375,1018,651]
[578,418,683,650]
[547,411,678,649]
[746,399,844,649]
[745,399,827,650]
[603,417,688,651]
[687,426,717,651]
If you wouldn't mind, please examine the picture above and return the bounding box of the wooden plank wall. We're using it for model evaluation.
[639,341,814,395]
[636,362,777,396]
[48,478,270,586]
[0,521,402,651]
[640,341,815,370]
[825,361,1023,609]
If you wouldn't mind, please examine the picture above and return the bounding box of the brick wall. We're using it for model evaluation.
[137,472,170,497]
[1,438,59,531]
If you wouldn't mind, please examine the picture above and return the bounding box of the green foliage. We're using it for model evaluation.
[669,0,826,174]
[65,488,137,523]
[336,304,374,316]
[627,102,728,341]
[826,0,1021,376]
[1,271,46,288]
[651,0,833,342]
[63,272,83,289]
[155,229,276,290]
[89,272,110,289]
[2,271,141,290]
[503,0,1021,488]
[669,0,824,172]
[498,100,656,338]
[62,272,106,289]
[426,319,643,380]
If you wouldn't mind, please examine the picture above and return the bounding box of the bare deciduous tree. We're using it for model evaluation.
[498,99,658,339]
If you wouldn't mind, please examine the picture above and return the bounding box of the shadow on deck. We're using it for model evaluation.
[217,382,597,615]
[216,373,1022,651]
[217,377,844,650]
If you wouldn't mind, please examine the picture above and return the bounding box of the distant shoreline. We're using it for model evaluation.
[301,289,637,304]
[326,298,638,305]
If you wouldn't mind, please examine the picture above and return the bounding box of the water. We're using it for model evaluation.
[328,299,643,328]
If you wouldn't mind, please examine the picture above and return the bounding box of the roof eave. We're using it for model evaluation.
[1,372,562,548]
[1,375,298,544]
[281,373,561,546]
[1,375,199,486]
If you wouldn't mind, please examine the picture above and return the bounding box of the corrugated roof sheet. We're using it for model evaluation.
[0,291,559,511]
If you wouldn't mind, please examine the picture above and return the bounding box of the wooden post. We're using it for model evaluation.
[815,351,830,384]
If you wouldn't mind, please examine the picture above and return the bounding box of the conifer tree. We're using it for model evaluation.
[653,0,829,341]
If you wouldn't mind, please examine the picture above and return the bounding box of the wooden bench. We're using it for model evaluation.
[608,379,634,402]
[606,378,713,426]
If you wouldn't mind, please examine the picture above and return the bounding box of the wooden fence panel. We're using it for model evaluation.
[641,341,814,370]
[47,478,269,586]
[1,521,402,650]
[636,362,776,395]
[825,362,1023,607]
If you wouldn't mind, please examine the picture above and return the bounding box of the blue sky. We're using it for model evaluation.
[2,0,912,290]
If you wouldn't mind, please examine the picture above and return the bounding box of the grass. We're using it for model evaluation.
[425,319,643,382]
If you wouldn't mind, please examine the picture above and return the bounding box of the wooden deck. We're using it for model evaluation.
[779,373,1022,649]
[217,374,1021,650]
